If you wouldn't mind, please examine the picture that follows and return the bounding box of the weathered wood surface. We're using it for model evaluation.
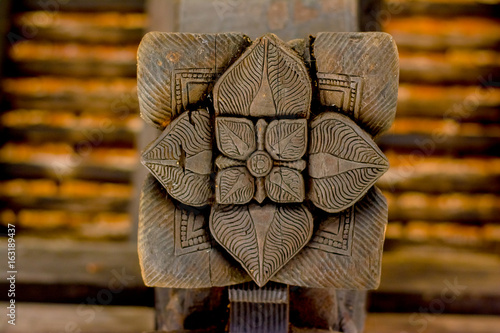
[2,238,499,308]
[2,303,500,333]
[383,0,500,18]
[0,303,154,333]
[137,31,398,289]
[378,155,500,194]
[12,12,146,44]
[386,192,500,223]
[229,283,289,333]
[2,77,139,110]
[12,0,145,12]
[398,50,500,85]
[177,0,358,40]
[385,17,500,51]
[0,237,143,286]
[394,84,500,122]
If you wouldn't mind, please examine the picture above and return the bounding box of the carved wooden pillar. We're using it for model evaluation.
[137,30,398,332]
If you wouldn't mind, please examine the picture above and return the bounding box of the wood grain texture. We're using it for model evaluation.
[210,203,313,287]
[308,112,389,213]
[141,109,213,207]
[137,32,395,290]
[213,33,311,119]
[314,32,399,137]
[229,283,289,333]
[137,32,250,129]
[138,174,249,288]
[272,187,388,289]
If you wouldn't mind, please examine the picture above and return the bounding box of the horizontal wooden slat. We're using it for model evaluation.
[292,314,500,333]
[2,77,138,110]
[386,192,500,223]
[11,60,137,77]
[0,303,154,333]
[378,244,500,296]
[1,210,130,238]
[0,237,142,286]
[396,84,500,122]
[1,127,137,146]
[12,0,145,12]
[13,12,146,43]
[385,221,500,245]
[377,133,500,156]
[384,0,500,18]
[0,163,133,183]
[385,17,500,51]
[1,238,498,296]
[364,314,500,333]
[378,155,500,193]
[399,50,500,84]
[8,42,137,77]
[0,196,130,213]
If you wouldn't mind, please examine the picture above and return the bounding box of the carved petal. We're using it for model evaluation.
[213,33,311,118]
[210,203,313,287]
[216,117,256,161]
[265,119,307,161]
[141,109,212,207]
[308,112,389,213]
[265,167,305,203]
[215,167,254,205]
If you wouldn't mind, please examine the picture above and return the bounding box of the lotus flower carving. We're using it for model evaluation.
[138,32,397,288]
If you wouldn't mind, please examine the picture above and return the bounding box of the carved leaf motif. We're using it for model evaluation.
[265,167,305,203]
[213,33,311,118]
[308,112,389,213]
[210,203,313,287]
[265,119,307,161]
[141,110,213,207]
[216,117,256,161]
[216,167,254,205]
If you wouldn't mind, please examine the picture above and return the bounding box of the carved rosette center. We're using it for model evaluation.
[247,151,273,177]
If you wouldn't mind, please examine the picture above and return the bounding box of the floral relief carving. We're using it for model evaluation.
[138,32,398,288]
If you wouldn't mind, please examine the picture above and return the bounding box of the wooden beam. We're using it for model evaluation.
[398,50,500,85]
[385,17,500,51]
[384,0,500,18]
[12,0,145,13]
[378,244,500,296]
[0,303,154,333]
[365,314,500,333]
[1,239,498,298]
[0,163,133,183]
[386,192,500,223]
[0,237,143,286]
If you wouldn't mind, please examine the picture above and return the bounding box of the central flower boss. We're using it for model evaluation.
[141,33,390,287]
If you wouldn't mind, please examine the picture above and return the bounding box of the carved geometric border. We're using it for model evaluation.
[171,68,222,113]
[317,72,363,120]
[307,206,354,256]
[174,207,211,256]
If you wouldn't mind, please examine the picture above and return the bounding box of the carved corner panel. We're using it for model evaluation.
[137,32,398,289]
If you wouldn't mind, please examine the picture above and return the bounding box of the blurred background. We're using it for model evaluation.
[0,0,499,332]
